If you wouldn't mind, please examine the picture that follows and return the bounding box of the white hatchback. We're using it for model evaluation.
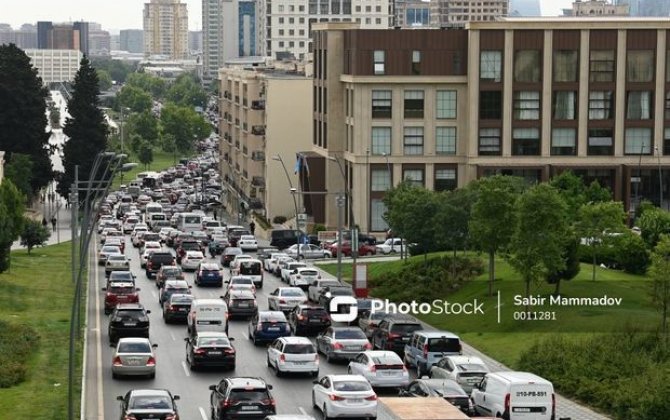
[312,374,377,420]
[347,350,410,388]
[238,235,258,251]
[267,336,319,377]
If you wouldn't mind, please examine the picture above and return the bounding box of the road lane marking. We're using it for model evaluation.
[151,290,158,299]
[181,360,191,377]
[170,331,176,341]
[94,235,104,419]
[199,407,209,420]
[298,407,308,415]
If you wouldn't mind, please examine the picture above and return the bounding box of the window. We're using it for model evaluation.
[627,50,654,83]
[435,169,457,192]
[278,5,284,11]
[436,127,456,155]
[625,128,652,155]
[590,50,615,82]
[371,169,391,191]
[479,128,501,155]
[666,91,670,119]
[588,128,614,155]
[371,127,391,155]
[479,91,502,119]
[551,128,576,156]
[289,29,294,35]
[480,51,502,82]
[372,90,392,118]
[664,128,670,155]
[436,91,457,119]
[512,128,540,156]
[513,91,540,120]
[514,50,541,82]
[412,51,421,75]
[289,17,294,23]
[278,29,284,36]
[370,199,388,231]
[279,41,284,47]
[374,50,385,75]
[278,17,284,24]
[626,91,652,120]
[404,90,424,118]
[589,91,614,119]
[554,50,578,82]
[402,169,424,187]
[553,91,576,120]
[403,127,424,155]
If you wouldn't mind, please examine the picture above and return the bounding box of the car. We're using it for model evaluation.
[188,299,230,336]
[111,337,158,379]
[273,257,296,278]
[238,235,258,251]
[177,240,204,263]
[140,242,163,268]
[236,259,264,289]
[285,244,332,260]
[229,254,253,274]
[107,270,136,287]
[289,267,321,289]
[116,389,180,420]
[100,228,122,244]
[131,226,149,247]
[471,372,555,420]
[327,241,377,258]
[311,375,377,420]
[181,250,205,271]
[195,262,224,287]
[358,311,396,339]
[103,237,125,254]
[159,280,192,305]
[264,252,288,272]
[122,217,139,234]
[108,304,151,344]
[347,350,410,388]
[146,251,176,278]
[267,336,319,377]
[256,247,280,264]
[98,245,122,265]
[267,287,308,312]
[104,254,131,276]
[227,228,251,247]
[156,265,185,289]
[226,276,257,294]
[158,227,177,243]
[288,305,331,335]
[317,285,355,309]
[281,261,307,283]
[209,236,230,256]
[225,290,258,319]
[221,247,243,267]
[162,293,194,323]
[270,229,303,249]
[429,355,490,394]
[399,378,472,415]
[248,311,291,345]
[185,331,236,370]
[140,232,161,249]
[372,316,423,355]
[307,279,342,302]
[102,282,140,315]
[191,230,210,246]
[316,327,372,362]
[404,331,462,377]
[209,377,276,420]
[376,238,408,255]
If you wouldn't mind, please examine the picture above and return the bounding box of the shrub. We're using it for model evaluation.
[272,215,287,224]
[252,213,271,230]
[0,321,40,388]
[311,224,327,234]
[611,232,650,274]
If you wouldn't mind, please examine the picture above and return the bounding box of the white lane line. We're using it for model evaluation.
[151,290,158,299]
[94,235,105,419]
[199,407,209,420]
[181,360,191,377]
[170,331,176,341]
[298,407,308,415]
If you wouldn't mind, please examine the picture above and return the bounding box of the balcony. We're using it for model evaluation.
[242,98,248,107]
[251,151,265,161]
[251,100,265,110]
[251,176,265,187]
[235,141,240,149]
[251,125,266,136]
[243,146,248,155]
[242,170,248,179]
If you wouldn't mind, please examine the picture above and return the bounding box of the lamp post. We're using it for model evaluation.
[328,155,356,259]
[272,155,301,259]
[656,145,664,210]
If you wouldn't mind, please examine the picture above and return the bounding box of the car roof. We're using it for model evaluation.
[259,311,287,320]
[116,303,144,310]
[196,331,229,339]
[128,389,172,397]
[227,377,268,389]
[118,337,151,344]
[415,330,458,338]
[201,263,220,269]
[165,280,189,287]
[360,350,400,358]
[420,378,465,391]
[278,336,313,344]
[328,374,369,382]
[445,355,485,365]
[230,290,255,298]
[186,251,204,256]
[488,371,553,385]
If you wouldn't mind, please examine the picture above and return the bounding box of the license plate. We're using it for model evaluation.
[238,303,249,307]
[126,359,143,366]
[345,346,359,351]
[267,327,280,331]
[400,337,409,341]
[124,323,137,327]
[240,406,259,411]
[309,319,321,323]
[208,351,222,355]
[293,361,307,365]
[348,399,363,404]
[178,308,187,311]
[382,371,398,376]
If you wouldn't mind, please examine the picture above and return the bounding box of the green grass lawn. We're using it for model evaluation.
[0,242,79,418]
[319,254,657,367]
[112,150,184,189]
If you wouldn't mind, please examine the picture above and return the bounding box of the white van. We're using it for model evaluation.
[187,299,229,335]
[471,372,555,420]
[237,259,263,289]
[145,203,163,217]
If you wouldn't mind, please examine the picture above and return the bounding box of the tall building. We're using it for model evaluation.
[25,49,82,84]
[395,0,432,27]
[430,0,508,27]
[110,34,120,51]
[143,0,189,59]
[189,30,203,53]
[37,21,89,55]
[89,28,111,55]
[508,0,541,16]
[563,0,630,16]
[120,29,144,53]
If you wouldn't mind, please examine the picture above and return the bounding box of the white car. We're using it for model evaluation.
[131,226,149,247]
[158,227,176,242]
[264,253,288,272]
[111,337,157,379]
[267,287,308,312]
[281,262,307,283]
[376,238,407,254]
[308,279,342,302]
[140,242,163,268]
[105,254,131,275]
[274,257,297,277]
[181,250,205,271]
[347,350,410,388]
[429,355,489,394]
[290,267,321,288]
[267,336,319,377]
[229,254,253,274]
[100,228,122,244]
[226,275,256,291]
[312,374,377,420]
[122,217,139,234]
[238,235,258,251]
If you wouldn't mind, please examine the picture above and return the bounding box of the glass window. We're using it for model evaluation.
[589,50,615,82]
[370,199,388,231]
[479,91,502,119]
[664,128,670,155]
[479,128,501,155]
[553,91,576,120]
[371,127,391,155]
[588,91,614,120]
[372,90,392,119]
[551,128,576,156]
[667,51,670,82]
[412,50,421,75]
[627,50,654,83]
[626,91,652,120]
[374,50,385,75]
[404,90,424,118]
[480,50,502,82]
[514,50,541,83]
[512,128,540,156]
[625,128,652,155]
[588,128,614,156]
[513,91,540,120]
[435,169,457,192]
[666,91,670,120]
[436,127,456,155]
[402,169,424,187]
[403,127,424,155]
[554,50,578,82]
[371,169,391,191]
[436,90,457,119]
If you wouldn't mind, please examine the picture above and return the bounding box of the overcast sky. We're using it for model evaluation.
[3,0,572,32]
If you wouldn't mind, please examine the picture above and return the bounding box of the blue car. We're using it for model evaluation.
[248,311,291,345]
[194,263,223,287]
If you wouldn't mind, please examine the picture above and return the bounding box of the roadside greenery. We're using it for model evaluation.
[19,219,50,254]
[0,320,39,388]
[0,180,26,273]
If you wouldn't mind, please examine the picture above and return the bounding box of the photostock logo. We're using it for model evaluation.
[329,296,358,322]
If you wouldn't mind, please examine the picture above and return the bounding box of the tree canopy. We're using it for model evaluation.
[159,103,211,154]
[0,180,26,272]
[576,201,626,281]
[166,73,207,108]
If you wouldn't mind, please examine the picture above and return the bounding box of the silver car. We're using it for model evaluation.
[267,287,308,312]
[111,337,158,379]
[105,254,131,275]
[285,244,332,260]
[316,327,372,362]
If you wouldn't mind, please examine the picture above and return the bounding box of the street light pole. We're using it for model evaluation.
[656,146,664,210]
[272,155,301,259]
[336,193,345,282]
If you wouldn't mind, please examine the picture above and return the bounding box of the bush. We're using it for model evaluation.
[0,320,40,388]
[311,224,327,234]
[272,216,287,224]
[578,232,650,274]
[252,213,271,230]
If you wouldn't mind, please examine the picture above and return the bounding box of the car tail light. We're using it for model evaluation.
[279,299,286,304]
[504,393,510,413]
[329,394,345,401]
[146,356,156,366]
[225,348,235,354]
[333,342,343,350]
[113,356,123,366]
[165,414,178,420]
[365,395,378,401]
[370,365,377,373]
[123,415,138,420]
[256,324,263,331]
[423,344,429,358]
[364,342,372,350]
[194,348,207,355]
[222,399,234,408]
[297,314,305,321]
[260,398,276,406]
[279,354,286,363]
[387,333,400,341]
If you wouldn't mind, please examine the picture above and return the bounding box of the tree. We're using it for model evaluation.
[433,190,471,277]
[576,201,626,281]
[127,111,159,146]
[638,207,670,248]
[58,56,109,202]
[0,180,26,272]
[3,153,34,201]
[20,218,50,254]
[166,73,207,108]
[128,133,144,155]
[651,235,670,334]
[546,233,581,296]
[96,68,113,91]
[126,72,166,98]
[117,85,152,113]
[507,184,569,309]
[549,171,612,219]
[159,103,211,154]
[90,57,137,84]
[0,44,53,196]
[138,141,154,169]
[611,231,650,274]
[470,175,526,296]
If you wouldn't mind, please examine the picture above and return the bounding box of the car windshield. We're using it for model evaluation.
[197,337,230,347]
[300,270,318,276]
[283,343,316,354]
[162,268,182,277]
[281,289,304,297]
[116,310,145,320]
[333,381,371,392]
[455,363,487,372]
[428,337,461,352]
[334,329,367,340]
[171,295,193,304]
[130,396,172,409]
[390,324,423,334]
[108,256,126,261]
[118,342,151,353]
[372,355,402,365]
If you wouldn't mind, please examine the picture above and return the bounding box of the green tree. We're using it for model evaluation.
[96,68,113,91]
[138,141,154,170]
[90,57,137,83]
[507,184,569,308]
[0,44,53,195]
[611,231,650,274]
[126,72,166,98]
[585,180,612,203]
[127,110,159,146]
[128,133,144,155]
[117,85,152,113]
[549,171,612,219]
[160,103,211,154]
[3,153,34,201]
[58,56,109,202]
[638,207,670,248]
[577,201,626,281]
[0,180,26,272]
[166,73,207,108]
[546,233,581,296]
[650,234,670,334]
[433,190,471,277]
[19,218,50,254]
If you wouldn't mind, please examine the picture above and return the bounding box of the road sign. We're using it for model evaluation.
[298,219,307,230]
[353,263,368,298]
[318,231,338,242]
[352,228,359,251]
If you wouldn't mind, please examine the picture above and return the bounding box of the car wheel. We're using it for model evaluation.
[275,365,282,377]
[112,372,119,379]
[323,405,332,420]
[312,392,318,409]
[312,370,319,378]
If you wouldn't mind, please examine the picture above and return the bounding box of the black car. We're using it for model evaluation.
[221,247,243,267]
[108,304,151,344]
[163,293,193,323]
[225,290,258,319]
[287,305,331,335]
[117,389,180,420]
[372,316,424,354]
[209,377,276,420]
[269,229,302,249]
[146,251,176,278]
[317,285,355,309]
[256,247,279,262]
[227,229,251,247]
[399,379,472,415]
[185,331,236,370]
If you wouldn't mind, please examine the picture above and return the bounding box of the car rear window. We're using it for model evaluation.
[334,329,367,340]
[116,310,145,320]
[109,273,134,281]
[197,337,230,346]
[281,289,304,297]
[229,389,270,402]
[283,343,316,354]
[333,381,371,392]
[171,295,193,304]
[300,270,318,276]
[390,323,423,334]
[428,337,461,352]
[371,355,402,365]
[232,278,253,285]
[240,262,261,275]
[455,363,487,372]
[152,254,174,262]
[303,308,328,316]
[130,396,172,409]
[110,286,134,294]
[118,342,150,353]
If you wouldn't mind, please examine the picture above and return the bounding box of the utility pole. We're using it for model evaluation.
[336,193,345,282]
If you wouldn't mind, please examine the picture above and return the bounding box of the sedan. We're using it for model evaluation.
[181,250,205,271]
[347,351,410,388]
[311,375,377,420]
[221,247,243,267]
[289,267,321,289]
[162,293,194,323]
[267,287,308,312]
[399,378,472,415]
[195,262,224,287]
[267,336,319,377]
[316,327,372,362]
[111,337,158,379]
[98,245,122,265]
[105,254,131,276]
[185,331,236,370]
[116,389,180,420]
[285,244,332,260]
[429,355,489,394]
[238,234,258,251]
[225,290,258,319]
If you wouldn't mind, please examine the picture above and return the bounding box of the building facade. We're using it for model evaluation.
[143,0,189,59]
[0,24,37,49]
[25,49,82,84]
[563,0,630,17]
[430,0,508,28]
[89,29,111,56]
[37,21,89,54]
[120,29,144,53]
[395,0,431,27]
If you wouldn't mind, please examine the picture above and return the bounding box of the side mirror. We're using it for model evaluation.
[312,380,319,385]
[135,288,141,291]
[219,295,225,299]
[184,337,189,342]
[173,395,180,401]
[209,385,217,391]
[116,396,124,401]
[267,384,273,390]
[229,337,235,341]
[146,310,151,314]
[152,344,158,348]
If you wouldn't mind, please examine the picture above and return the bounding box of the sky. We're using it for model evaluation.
[2,0,572,32]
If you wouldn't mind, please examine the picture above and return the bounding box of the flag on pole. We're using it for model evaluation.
[302,153,310,177]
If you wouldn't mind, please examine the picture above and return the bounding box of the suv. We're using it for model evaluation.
[287,305,331,335]
[404,331,462,377]
[102,282,140,315]
[270,229,302,250]
[146,252,176,279]
[156,265,185,289]
[177,240,203,264]
[108,304,151,343]
[371,316,424,355]
[209,377,276,420]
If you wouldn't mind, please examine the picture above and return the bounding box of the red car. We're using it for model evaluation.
[327,241,377,257]
[102,282,140,315]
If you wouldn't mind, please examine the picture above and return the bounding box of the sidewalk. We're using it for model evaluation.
[11,197,73,250]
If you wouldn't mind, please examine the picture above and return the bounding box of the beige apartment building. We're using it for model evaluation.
[430,0,509,27]
[219,66,313,222]
[304,19,670,234]
[564,0,630,17]
[143,0,189,59]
